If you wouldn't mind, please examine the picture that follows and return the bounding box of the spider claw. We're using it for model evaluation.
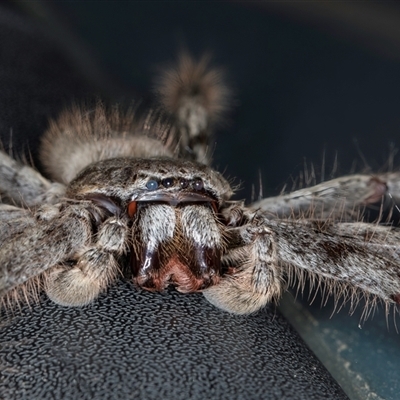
[191,245,221,286]
[132,244,162,289]
[132,242,221,292]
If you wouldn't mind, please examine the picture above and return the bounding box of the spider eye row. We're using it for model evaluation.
[146,177,204,191]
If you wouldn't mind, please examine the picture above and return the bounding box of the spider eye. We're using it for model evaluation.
[146,180,159,191]
[192,178,204,191]
[179,178,189,189]
[161,178,174,188]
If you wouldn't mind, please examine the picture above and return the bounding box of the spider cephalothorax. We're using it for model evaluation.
[66,157,233,294]
[1,54,400,318]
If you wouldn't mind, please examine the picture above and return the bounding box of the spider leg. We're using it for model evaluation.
[204,210,400,315]
[252,172,400,222]
[203,217,285,315]
[0,204,36,246]
[155,53,229,165]
[1,198,130,308]
[0,149,65,207]
[45,215,129,306]
[0,202,101,298]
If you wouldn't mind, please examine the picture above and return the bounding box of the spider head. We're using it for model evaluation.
[67,157,233,293]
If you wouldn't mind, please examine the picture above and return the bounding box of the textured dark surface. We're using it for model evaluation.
[0,282,347,400]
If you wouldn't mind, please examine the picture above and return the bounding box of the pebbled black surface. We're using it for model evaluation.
[0,282,347,400]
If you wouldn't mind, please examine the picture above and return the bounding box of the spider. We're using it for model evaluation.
[1,54,400,316]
